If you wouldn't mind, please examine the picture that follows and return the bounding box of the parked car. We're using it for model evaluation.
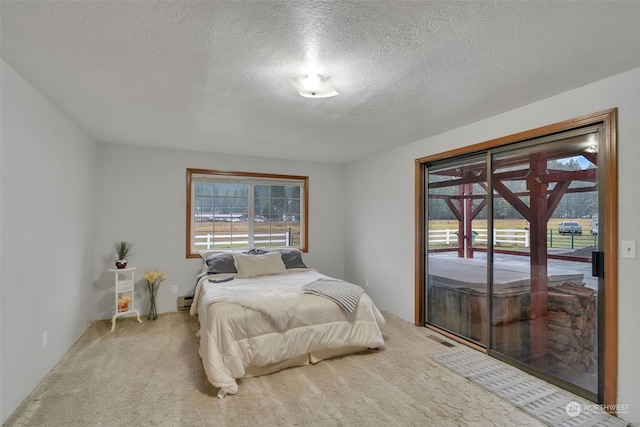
[558,221,583,235]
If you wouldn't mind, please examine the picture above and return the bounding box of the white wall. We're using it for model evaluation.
[93,143,347,320]
[344,68,640,424]
[0,60,97,423]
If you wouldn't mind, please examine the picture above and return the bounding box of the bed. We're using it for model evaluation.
[190,248,386,397]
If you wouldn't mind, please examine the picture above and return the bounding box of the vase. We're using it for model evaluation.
[115,259,128,269]
[148,294,158,321]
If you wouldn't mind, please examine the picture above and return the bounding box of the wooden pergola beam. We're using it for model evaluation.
[492,179,532,222]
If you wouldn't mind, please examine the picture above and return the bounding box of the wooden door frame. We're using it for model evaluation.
[415,109,618,408]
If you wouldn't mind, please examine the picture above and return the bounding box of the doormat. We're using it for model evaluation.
[433,348,627,427]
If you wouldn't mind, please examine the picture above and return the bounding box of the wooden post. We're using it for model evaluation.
[527,152,549,367]
[457,185,465,258]
[465,183,474,258]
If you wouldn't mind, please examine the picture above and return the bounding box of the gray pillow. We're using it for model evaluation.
[274,249,308,269]
[205,253,237,274]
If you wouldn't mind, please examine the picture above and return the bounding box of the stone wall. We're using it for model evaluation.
[547,283,597,375]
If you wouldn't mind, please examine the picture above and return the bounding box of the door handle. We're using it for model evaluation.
[592,251,604,279]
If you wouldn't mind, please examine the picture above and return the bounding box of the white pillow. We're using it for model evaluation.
[233,252,287,278]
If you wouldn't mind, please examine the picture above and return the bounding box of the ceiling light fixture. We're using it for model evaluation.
[289,74,338,98]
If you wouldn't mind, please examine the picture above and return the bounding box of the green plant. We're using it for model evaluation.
[114,241,134,260]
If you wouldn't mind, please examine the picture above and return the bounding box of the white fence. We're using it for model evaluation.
[195,232,291,249]
[429,229,530,248]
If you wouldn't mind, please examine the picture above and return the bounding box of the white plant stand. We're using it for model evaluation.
[109,267,142,331]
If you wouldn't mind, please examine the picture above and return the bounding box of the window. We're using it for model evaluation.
[186,168,308,257]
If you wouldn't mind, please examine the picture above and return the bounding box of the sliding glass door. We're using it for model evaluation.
[490,128,602,399]
[425,126,604,401]
[426,154,489,346]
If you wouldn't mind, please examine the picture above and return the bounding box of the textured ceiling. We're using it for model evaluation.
[2,1,639,163]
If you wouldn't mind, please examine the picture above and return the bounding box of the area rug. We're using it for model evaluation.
[433,348,627,427]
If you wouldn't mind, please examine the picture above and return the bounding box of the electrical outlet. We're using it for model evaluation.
[42,331,48,348]
[621,240,636,259]
[365,278,370,287]
[171,285,178,294]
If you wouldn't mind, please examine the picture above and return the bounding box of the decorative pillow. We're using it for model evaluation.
[273,248,308,269]
[204,253,238,274]
[233,251,287,278]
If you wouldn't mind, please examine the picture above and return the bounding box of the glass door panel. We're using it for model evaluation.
[426,155,489,346]
[490,130,600,398]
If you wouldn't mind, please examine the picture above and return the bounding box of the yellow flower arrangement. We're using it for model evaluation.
[143,270,167,284]
[143,270,167,321]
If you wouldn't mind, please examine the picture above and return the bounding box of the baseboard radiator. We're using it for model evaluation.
[177,296,193,311]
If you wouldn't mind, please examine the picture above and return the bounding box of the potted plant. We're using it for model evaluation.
[114,241,133,269]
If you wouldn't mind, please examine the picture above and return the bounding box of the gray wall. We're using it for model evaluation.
[1,60,97,422]
[92,143,347,320]
[344,68,640,424]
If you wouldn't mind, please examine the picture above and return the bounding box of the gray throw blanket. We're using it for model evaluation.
[304,279,364,313]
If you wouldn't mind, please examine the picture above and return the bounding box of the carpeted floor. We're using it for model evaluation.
[4,311,548,427]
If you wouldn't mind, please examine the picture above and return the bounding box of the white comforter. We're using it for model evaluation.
[190,269,385,395]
